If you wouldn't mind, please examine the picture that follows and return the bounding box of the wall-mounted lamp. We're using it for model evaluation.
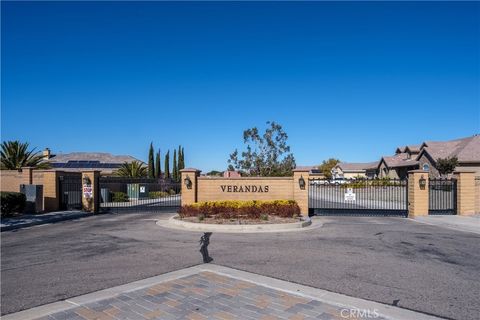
[82,176,91,185]
[184,175,192,189]
[419,175,426,189]
[299,175,306,190]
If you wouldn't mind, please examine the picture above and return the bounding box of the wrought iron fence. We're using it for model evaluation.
[429,178,456,215]
[59,175,82,210]
[308,178,408,216]
[99,177,181,213]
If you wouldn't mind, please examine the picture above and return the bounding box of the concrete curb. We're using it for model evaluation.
[408,216,480,235]
[1,212,90,232]
[156,215,317,233]
[2,264,443,320]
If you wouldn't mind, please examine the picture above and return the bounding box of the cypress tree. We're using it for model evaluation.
[155,150,161,179]
[181,147,185,170]
[164,150,170,179]
[173,149,178,182]
[177,145,183,171]
[148,142,155,179]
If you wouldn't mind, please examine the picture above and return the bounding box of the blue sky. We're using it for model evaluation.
[2,2,479,172]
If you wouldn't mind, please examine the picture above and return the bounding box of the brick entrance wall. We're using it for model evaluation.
[180,168,310,216]
[0,168,34,192]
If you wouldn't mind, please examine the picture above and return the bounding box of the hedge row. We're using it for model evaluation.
[149,190,177,199]
[1,192,26,217]
[112,192,129,202]
[178,200,301,219]
[340,178,404,188]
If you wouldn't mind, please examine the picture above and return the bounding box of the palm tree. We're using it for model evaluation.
[114,161,148,177]
[1,140,50,170]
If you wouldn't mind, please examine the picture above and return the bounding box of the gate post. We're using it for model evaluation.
[453,170,475,216]
[293,167,310,217]
[407,170,429,218]
[41,170,61,212]
[180,168,201,206]
[81,171,100,213]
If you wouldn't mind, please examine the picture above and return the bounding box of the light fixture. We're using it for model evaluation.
[82,176,91,185]
[184,175,192,189]
[299,175,306,190]
[419,175,426,189]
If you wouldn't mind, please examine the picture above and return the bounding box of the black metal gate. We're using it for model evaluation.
[309,178,408,217]
[429,178,457,215]
[99,177,181,213]
[59,175,82,210]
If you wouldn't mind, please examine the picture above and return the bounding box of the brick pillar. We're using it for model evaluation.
[293,168,310,217]
[81,171,100,213]
[408,170,429,218]
[454,171,475,216]
[42,170,61,212]
[180,168,201,206]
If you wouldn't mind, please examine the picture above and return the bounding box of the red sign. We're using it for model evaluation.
[83,185,93,198]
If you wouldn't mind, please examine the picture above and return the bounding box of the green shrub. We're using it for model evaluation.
[178,200,301,220]
[341,177,401,189]
[112,192,129,202]
[149,191,169,199]
[1,192,26,217]
[168,189,177,195]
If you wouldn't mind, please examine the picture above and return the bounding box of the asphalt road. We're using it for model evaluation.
[2,213,479,320]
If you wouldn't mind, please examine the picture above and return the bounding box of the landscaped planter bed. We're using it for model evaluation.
[178,200,302,225]
[158,200,315,232]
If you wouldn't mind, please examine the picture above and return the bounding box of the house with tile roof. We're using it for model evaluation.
[377,152,419,179]
[44,149,142,175]
[416,135,480,176]
[332,162,379,179]
[377,135,480,178]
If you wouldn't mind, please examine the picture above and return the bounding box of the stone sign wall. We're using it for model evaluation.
[180,168,310,215]
[197,177,294,202]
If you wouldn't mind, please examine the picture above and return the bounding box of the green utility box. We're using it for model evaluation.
[127,184,149,200]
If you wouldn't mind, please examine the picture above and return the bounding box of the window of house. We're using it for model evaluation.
[423,163,430,171]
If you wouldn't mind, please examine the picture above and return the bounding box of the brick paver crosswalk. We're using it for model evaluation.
[35,272,387,320]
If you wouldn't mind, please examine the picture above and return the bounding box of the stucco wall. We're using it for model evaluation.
[332,167,366,179]
[331,167,343,179]
[343,172,366,179]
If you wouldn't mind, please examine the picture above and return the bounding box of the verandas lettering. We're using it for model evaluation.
[220,185,269,193]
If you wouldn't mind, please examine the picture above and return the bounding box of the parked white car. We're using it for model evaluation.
[329,178,348,185]
[310,180,329,186]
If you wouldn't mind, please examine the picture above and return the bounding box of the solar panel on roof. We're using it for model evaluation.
[50,161,124,169]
